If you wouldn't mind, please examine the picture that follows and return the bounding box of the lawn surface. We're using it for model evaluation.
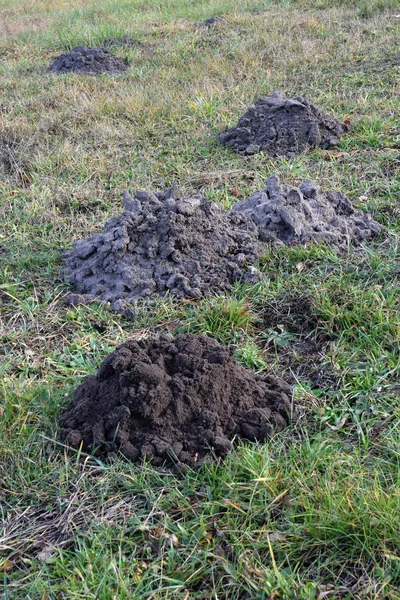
[1,0,399,598]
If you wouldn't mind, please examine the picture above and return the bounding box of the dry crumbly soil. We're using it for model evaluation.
[66,178,381,310]
[219,92,347,157]
[59,333,292,468]
[232,174,382,247]
[66,186,265,310]
[48,45,129,75]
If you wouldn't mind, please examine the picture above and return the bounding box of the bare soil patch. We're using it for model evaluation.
[259,296,339,389]
[198,16,225,28]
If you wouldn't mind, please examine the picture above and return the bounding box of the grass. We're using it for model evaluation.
[1,0,400,597]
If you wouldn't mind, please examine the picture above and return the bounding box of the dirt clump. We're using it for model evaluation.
[48,46,129,75]
[59,334,292,468]
[198,16,225,27]
[66,186,265,310]
[232,175,381,248]
[219,92,347,157]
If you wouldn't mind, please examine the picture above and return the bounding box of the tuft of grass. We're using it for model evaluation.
[178,295,258,345]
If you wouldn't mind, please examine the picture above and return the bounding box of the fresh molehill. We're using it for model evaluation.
[219,92,347,157]
[233,175,381,248]
[66,186,265,310]
[48,45,129,75]
[59,334,292,468]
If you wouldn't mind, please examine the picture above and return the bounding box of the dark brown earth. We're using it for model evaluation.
[48,46,129,75]
[219,92,347,157]
[59,334,292,468]
[0,136,16,175]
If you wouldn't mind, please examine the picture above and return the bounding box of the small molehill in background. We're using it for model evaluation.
[220,92,348,157]
[48,45,129,75]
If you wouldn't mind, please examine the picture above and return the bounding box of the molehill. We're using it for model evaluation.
[66,186,265,310]
[232,175,382,248]
[219,92,347,156]
[59,334,292,468]
[48,46,129,75]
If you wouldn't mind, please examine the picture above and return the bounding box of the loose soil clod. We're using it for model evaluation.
[232,175,381,248]
[59,334,292,468]
[66,186,265,310]
[219,92,347,156]
[198,16,225,28]
[48,45,129,75]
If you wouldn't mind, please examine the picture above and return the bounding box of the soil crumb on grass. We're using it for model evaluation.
[219,92,347,157]
[233,175,381,248]
[48,46,129,75]
[198,16,225,28]
[66,186,265,310]
[59,334,292,468]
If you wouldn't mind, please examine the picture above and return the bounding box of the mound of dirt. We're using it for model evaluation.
[232,175,381,248]
[59,334,292,468]
[66,186,265,311]
[48,46,129,75]
[219,92,347,157]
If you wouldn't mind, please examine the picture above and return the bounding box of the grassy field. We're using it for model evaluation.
[1,0,399,598]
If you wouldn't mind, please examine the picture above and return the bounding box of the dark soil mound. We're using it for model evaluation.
[102,36,147,49]
[48,46,129,75]
[219,92,347,157]
[59,334,292,468]
[232,175,381,248]
[66,186,265,311]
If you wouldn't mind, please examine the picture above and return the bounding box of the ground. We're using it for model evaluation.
[0,0,399,598]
